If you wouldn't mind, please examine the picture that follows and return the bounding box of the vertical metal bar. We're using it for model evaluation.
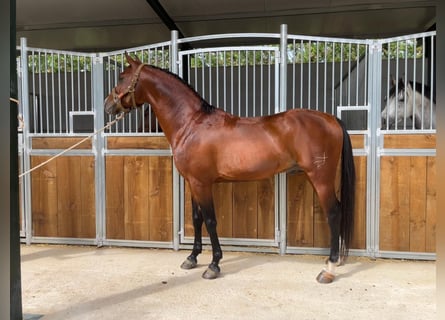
[403,40,408,129]
[324,42,327,113]
[315,41,319,110]
[292,40,296,109]
[331,42,335,115]
[339,43,343,108]
[308,40,311,109]
[253,50,256,116]
[170,30,180,251]
[57,53,62,133]
[367,40,382,258]
[429,35,434,130]
[223,51,227,111]
[348,43,351,106]
[51,53,55,133]
[92,54,105,246]
[20,38,32,244]
[356,43,360,106]
[413,39,418,130]
[300,40,303,108]
[279,24,288,254]
[260,50,263,116]
[64,54,68,133]
[245,50,249,116]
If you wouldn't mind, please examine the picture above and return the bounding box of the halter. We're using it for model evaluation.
[112,63,147,111]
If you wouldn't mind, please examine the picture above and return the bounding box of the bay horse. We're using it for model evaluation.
[104,54,356,284]
[381,77,436,130]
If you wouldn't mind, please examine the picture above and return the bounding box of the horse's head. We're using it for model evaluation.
[381,77,414,129]
[104,54,146,115]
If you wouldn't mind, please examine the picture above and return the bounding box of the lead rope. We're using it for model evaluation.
[11,95,126,178]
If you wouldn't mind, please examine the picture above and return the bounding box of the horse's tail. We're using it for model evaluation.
[336,118,356,258]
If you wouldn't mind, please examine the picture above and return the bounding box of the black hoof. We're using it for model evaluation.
[202,264,220,280]
[180,256,197,270]
[316,270,335,284]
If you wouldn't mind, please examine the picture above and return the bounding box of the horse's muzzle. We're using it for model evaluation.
[104,93,128,115]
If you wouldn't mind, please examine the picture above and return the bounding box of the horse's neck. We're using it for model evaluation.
[141,68,202,144]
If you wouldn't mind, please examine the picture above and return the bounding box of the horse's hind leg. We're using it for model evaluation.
[306,172,341,284]
[181,199,202,270]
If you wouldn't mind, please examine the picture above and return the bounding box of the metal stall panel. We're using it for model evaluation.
[285,35,370,255]
[178,46,280,249]
[377,31,436,259]
[19,39,97,244]
[101,43,176,249]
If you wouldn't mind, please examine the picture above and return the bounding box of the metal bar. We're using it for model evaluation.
[278,24,288,255]
[367,40,382,258]
[20,38,33,245]
[92,55,106,246]
[170,30,180,251]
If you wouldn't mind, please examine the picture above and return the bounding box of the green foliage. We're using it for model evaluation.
[27,52,92,73]
[25,38,427,73]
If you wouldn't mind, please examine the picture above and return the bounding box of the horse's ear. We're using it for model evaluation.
[125,52,136,65]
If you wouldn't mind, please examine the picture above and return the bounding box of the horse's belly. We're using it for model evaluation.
[217,149,294,181]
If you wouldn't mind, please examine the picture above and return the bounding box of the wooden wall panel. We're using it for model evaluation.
[380,156,436,252]
[352,156,367,249]
[105,157,125,239]
[105,155,173,242]
[184,179,275,240]
[31,156,95,238]
[287,156,367,250]
[425,157,436,252]
[287,171,314,247]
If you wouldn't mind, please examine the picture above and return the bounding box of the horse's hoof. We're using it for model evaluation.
[316,270,335,284]
[180,256,197,270]
[202,264,220,280]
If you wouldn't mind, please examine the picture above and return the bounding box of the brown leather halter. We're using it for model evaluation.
[111,63,147,111]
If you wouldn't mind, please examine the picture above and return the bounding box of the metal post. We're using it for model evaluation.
[366,40,382,258]
[170,30,180,250]
[278,24,288,255]
[92,54,106,246]
[20,37,32,245]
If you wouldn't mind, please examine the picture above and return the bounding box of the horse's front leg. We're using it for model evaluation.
[180,199,202,270]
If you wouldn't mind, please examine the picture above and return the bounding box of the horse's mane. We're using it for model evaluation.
[148,64,216,114]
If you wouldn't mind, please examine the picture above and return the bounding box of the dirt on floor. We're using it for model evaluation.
[20,244,436,320]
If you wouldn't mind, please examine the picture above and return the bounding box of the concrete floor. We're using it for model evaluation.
[21,244,436,320]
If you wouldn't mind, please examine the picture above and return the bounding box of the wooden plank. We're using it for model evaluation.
[232,181,258,238]
[384,134,436,149]
[56,157,82,237]
[350,134,365,149]
[124,156,149,240]
[213,182,234,238]
[79,157,96,238]
[379,157,410,251]
[351,156,366,249]
[184,183,194,237]
[287,171,314,247]
[32,137,92,149]
[107,136,170,149]
[105,156,125,239]
[257,178,275,239]
[409,157,427,252]
[425,157,436,252]
[148,156,173,241]
[31,156,58,237]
